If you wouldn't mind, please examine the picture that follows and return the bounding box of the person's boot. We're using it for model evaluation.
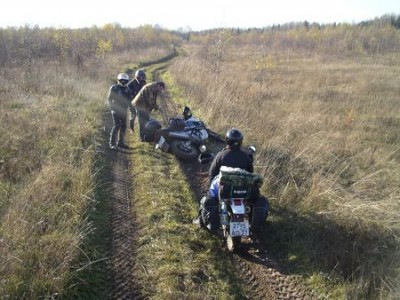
[109,128,118,150]
[118,140,130,149]
[192,208,205,228]
[118,130,130,149]
[250,230,261,245]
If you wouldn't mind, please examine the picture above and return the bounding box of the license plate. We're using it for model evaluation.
[229,222,249,236]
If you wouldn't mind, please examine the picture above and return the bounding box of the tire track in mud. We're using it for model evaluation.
[103,111,142,299]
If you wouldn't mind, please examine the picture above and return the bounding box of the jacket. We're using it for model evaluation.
[131,82,160,113]
[127,78,146,100]
[107,84,131,116]
[208,146,254,183]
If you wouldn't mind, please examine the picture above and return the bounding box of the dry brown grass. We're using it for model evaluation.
[0,60,104,297]
[0,44,175,297]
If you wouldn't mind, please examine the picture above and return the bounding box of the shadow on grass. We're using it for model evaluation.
[260,205,399,297]
[64,127,113,299]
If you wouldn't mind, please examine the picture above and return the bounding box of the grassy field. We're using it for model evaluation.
[1,21,399,299]
[168,32,400,298]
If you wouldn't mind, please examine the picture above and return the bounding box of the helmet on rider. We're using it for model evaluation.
[225,128,243,148]
[117,73,129,86]
[135,69,146,81]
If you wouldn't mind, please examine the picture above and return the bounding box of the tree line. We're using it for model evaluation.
[189,14,400,57]
[0,24,183,68]
[0,14,399,70]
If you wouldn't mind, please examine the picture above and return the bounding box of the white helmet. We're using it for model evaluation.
[117,73,129,81]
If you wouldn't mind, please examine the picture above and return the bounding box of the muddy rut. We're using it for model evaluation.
[102,112,142,299]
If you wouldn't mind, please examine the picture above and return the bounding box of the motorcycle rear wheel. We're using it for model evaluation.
[227,236,241,252]
[170,140,199,161]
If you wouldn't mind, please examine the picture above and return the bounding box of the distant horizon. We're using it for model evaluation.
[1,0,399,31]
[1,13,398,32]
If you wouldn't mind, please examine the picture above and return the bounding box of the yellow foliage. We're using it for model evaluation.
[255,55,276,71]
[53,30,71,56]
[96,39,113,58]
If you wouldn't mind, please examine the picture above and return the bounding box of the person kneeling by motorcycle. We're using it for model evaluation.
[197,128,269,242]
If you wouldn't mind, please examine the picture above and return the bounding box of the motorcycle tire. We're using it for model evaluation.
[170,140,199,161]
[227,236,241,252]
[144,119,162,142]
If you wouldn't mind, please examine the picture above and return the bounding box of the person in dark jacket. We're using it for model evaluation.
[107,73,131,150]
[131,81,165,141]
[208,130,254,184]
[198,128,269,241]
[127,69,147,131]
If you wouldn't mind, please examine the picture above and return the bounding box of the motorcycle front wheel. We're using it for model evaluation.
[170,140,199,161]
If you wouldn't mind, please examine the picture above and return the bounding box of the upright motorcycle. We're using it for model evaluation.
[215,166,264,252]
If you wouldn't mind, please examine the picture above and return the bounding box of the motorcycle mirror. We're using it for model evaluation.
[248,146,256,154]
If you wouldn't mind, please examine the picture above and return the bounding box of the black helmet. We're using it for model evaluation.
[157,81,165,89]
[225,128,243,147]
[135,69,146,80]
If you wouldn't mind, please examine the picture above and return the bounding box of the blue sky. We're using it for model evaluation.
[1,0,398,30]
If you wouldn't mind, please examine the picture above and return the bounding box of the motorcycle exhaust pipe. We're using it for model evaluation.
[168,131,191,140]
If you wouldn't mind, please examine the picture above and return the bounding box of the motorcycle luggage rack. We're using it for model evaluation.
[219,184,252,199]
[218,167,264,199]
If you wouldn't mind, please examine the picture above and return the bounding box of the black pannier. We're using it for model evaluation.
[144,119,162,142]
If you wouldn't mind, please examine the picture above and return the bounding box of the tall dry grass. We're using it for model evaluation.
[0,60,104,297]
[0,43,176,297]
[168,34,400,298]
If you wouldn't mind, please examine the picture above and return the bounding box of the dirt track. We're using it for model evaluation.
[102,113,142,299]
[99,82,316,299]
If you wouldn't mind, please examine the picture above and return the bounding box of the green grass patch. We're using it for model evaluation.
[128,132,245,299]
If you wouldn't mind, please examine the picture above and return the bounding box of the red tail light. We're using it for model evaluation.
[233,199,242,206]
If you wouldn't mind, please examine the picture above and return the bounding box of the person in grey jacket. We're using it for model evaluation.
[107,73,131,150]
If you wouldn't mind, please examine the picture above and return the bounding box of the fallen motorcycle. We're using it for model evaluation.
[151,113,224,161]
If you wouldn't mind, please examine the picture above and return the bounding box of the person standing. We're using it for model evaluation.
[127,69,147,131]
[107,73,131,150]
[131,81,165,141]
